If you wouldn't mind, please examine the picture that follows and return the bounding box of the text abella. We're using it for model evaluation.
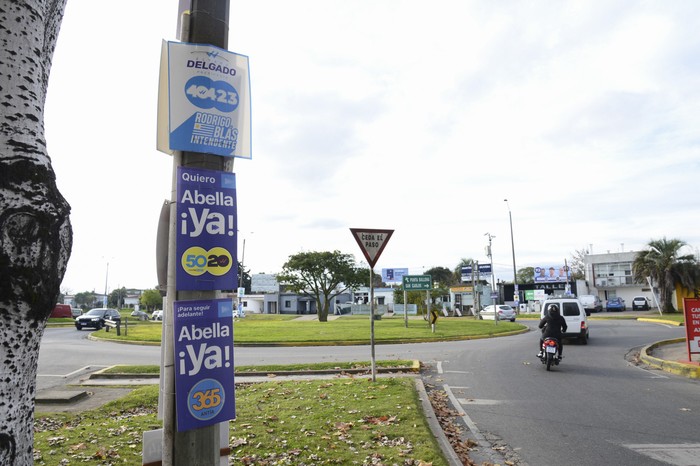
[178,322,230,341]
[181,189,235,206]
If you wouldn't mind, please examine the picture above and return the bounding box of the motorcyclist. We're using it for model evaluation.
[538,303,568,359]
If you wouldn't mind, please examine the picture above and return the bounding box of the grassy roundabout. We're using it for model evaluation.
[88,313,526,345]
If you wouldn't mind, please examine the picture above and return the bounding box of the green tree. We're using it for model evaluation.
[238,262,252,294]
[140,289,163,312]
[632,238,700,313]
[75,291,99,308]
[516,267,534,284]
[569,247,589,280]
[453,258,474,283]
[425,266,457,287]
[277,250,365,322]
[109,287,127,308]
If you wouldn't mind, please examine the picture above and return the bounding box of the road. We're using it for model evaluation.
[38,319,700,465]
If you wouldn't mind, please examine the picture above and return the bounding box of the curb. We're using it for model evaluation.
[89,360,422,380]
[636,318,683,326]
[639,338,700,379]
[414,378,463,466]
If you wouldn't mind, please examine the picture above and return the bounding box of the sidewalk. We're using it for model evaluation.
[640,338,700,379]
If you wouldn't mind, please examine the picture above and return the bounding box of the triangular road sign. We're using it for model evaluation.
[350,228,394,268]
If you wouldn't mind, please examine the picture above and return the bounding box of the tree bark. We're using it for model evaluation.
[0,1,70,464]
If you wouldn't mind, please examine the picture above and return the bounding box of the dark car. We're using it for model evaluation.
[606,297,626,312]
[75,308,121,330]
[130,310,149,321]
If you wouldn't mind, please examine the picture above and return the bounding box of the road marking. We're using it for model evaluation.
[37,365,108,378]
[437,361,443,374]
[458,398,503,405]
[443,384,488,445]
[622,443,700,465]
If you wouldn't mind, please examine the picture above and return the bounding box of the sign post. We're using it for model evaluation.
[683,298,700,361]
[402,275,433,329]
[350,228,394,382]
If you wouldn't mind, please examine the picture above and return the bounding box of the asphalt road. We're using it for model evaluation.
[425,319,700,466]
[37,318,700,465]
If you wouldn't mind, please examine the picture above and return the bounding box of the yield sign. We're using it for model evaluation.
[350,228,394,268]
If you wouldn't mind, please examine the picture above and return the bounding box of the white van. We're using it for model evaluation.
[540,297,589,344]
[578,295,603,315]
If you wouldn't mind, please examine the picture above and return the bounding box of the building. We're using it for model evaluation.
[582,251,653,307]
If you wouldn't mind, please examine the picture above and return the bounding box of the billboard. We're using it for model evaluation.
[382,268,408,283]
[533,265,570,283]
[461,264,492,282]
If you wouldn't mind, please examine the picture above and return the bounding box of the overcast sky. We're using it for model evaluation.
[47,1,700,295]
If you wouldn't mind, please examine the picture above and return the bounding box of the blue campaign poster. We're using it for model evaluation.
[176,166,237,291]
[174,298,235,432]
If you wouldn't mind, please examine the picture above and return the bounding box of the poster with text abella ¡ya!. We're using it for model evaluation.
[174,298,235,432]
[176,166,237,291]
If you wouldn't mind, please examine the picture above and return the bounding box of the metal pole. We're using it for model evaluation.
[163,1,231,464]
[369,268,376,382]
[403,287,407,328]
[505,199,518,310]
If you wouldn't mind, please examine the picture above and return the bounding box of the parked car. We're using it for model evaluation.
[75,308,121,330]
[50,304,72,318]
[606,297,626,312]
[540,297,589,344]
[578,295,603,315]
[480,304,517,322]
[130,310,149,321]
[71,308,83,318]
[632,296,651,311]
[152,310,163,321]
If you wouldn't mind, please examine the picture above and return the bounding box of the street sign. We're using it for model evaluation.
[683,298,700,358]
[403,275,432,290]
[350,228,394,268]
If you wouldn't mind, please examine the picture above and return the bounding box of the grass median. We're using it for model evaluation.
[35,377,449,465]
[92,314,525,345]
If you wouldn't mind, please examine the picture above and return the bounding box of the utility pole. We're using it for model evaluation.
[504,199,518,311]
[163,1,231,465]
[484,233,497,324]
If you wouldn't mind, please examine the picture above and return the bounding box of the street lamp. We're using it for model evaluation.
[504,199,518,307]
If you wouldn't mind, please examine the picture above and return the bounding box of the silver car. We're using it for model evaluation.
[480,304,517,322]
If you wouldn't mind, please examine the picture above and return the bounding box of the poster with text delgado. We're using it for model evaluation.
[174,298,235,431]
[157,40,251,159]
[176,166,237,291]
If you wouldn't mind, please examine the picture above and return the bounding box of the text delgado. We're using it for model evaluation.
[177,322,232,376]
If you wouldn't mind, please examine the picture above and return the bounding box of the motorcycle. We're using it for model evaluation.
[539,337,561,371]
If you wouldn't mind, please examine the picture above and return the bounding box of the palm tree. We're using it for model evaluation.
[632,238,700,313]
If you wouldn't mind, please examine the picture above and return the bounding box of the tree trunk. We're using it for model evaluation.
[0,1,71,464]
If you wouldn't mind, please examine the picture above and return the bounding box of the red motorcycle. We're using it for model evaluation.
[539,337,561,371]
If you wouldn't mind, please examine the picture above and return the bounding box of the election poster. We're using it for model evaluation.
[176,166,237,291]
[158,40,251,159]
[174,298,235,432]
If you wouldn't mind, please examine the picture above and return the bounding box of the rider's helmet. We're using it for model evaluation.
[548,304,560,317]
